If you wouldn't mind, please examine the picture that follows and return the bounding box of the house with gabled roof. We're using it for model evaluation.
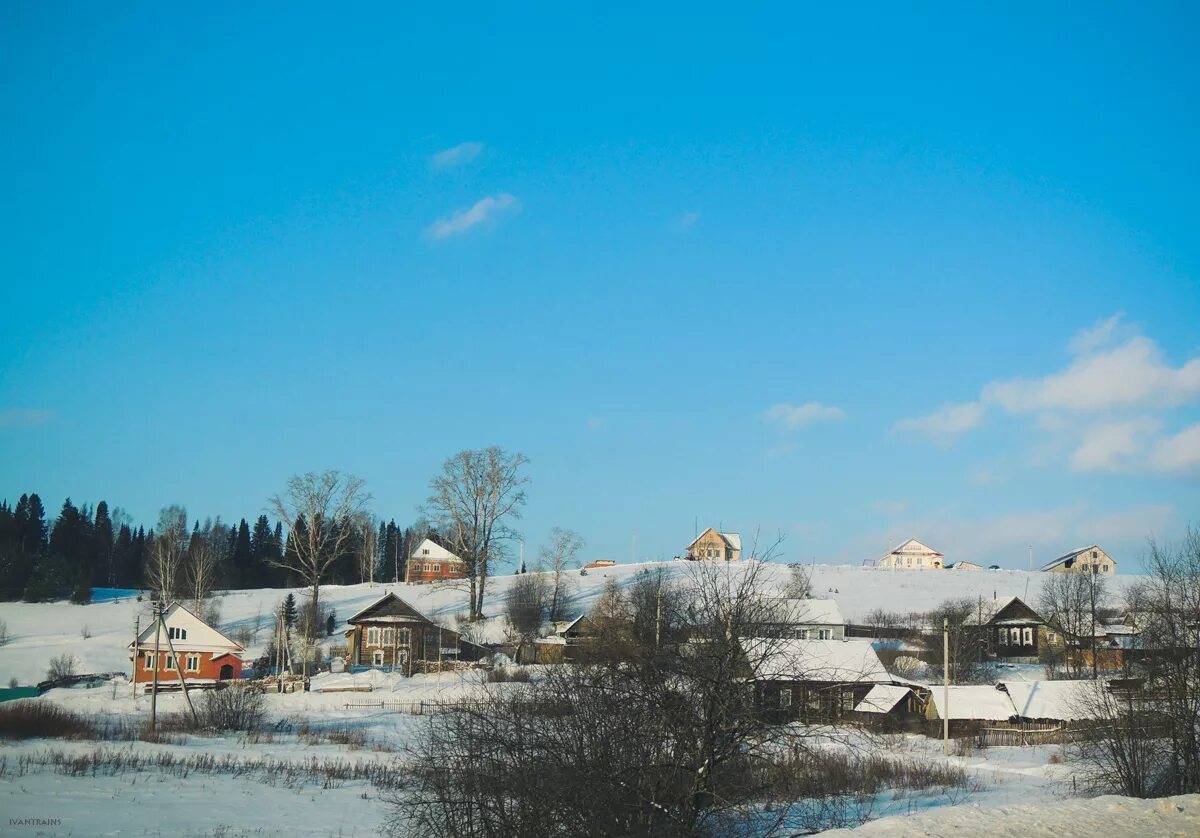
[344,591,485,672]
[876,538,945,570]
[1041,544,1116,576]
[982,596,1064,664]
[686,527,741,562]
[129,601,245,692]
[406,537,468,584]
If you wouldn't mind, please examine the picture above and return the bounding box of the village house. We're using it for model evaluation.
[129,602,245,692]
[983,596,1062,664]
[760,599,846,640]
[950,560,984,571]
[405,537,468,584]
[749,637,896,723]
[876,538,945,570]
[852,683,931,729]
[344,592,482,673]
[685,528,742,562]
[1040,544,1117,576]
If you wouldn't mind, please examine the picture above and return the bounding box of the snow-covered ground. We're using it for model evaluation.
[0,561,1142,686]
[0,563,1165,836]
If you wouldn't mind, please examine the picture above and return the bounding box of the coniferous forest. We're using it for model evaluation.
[0,492,423,603]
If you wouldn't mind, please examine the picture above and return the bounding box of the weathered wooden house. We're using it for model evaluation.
[984,596,1061,664]
[344,592,482,673]
[749,637,895,723]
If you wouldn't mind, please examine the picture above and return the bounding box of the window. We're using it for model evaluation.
[998,629,1007,646]
[422,548,430,555]
[1010,628,1021,645]
[398,628,411,645]
[779,689,792,708]
[1023,628,1033,646]
[186,654,201,672]
[1092,550,1098,559]
[818,629,832,640]
[144,653,156,670]
[367,627,381,645]
[797,629,809,640]
[165,655,176,671]
[433,564,441,573]
[423,563,431,571]
[1048,632,1057,644]
[373,650,384,666]
[1102,565,1109,573]
[167,626,187,640]
[382,628,395,646]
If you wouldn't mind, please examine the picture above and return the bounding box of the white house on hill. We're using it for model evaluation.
[876,538,945,570]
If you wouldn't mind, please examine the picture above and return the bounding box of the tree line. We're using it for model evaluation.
[0,491,428,604]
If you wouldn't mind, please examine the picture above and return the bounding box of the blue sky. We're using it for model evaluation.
[1,3,1198,570]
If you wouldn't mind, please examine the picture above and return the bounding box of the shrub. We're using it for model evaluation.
[202,684,266,731]
[80,625,91,640]
[46,653,77,682]
[0,618,8,645]
[485,666,532,684]
[0,701,96,739]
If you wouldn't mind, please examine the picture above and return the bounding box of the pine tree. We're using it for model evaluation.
[49,498,93,597]
[93,501,115,587]
[326,611,336,637]
[112,524,136,588]
[283,592,298,631]
[232,519,252,588]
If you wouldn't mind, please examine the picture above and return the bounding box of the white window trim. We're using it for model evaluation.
[367,627,380,645]
[144,652,156,670]
[186,654,201,673]
[372,650,384,666]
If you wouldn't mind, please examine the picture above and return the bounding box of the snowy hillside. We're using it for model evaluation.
[0,561,1140,685]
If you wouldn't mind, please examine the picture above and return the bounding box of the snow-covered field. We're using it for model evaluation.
[0,563,1171,836]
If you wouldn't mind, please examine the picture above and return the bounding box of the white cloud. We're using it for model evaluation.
[983,336,1200,414]
[1151,423,1200,475]
[1067,312,1126,355]
[892,401,983,443]
[0,408,55,429]
[431,141,484,169]
[763,401,845,431]
[679,210,701,230]
[1069,418,1160,472]
[424,193,519,240]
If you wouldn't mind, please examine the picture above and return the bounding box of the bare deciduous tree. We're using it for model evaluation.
[147,505,188,604]
[355,514,379,584]
[539,526,583,622]
[1039,570,1107,679]
[425,448,529,620]
[504,573,548,663]
[269,471,370,673]
[184,517,226,616]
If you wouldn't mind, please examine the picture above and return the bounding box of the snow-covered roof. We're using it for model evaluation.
[777,598,845,626]
[886,538,943,558]
[1003,680,1093,721]
[854,684,913,714]
[1041,544,1110,572]
[131,601,244,655]
[750,638,889,683]
[345,592,434,625]
[686,528,741,552]
[926,685,1015,721]
[409,538,463,563]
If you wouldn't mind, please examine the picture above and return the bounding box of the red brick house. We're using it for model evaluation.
[129,602,245,692]
[406,537,468,584]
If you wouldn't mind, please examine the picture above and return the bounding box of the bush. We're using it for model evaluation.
[0,701,96,739]
[202,684,266,731]
[0,618,8,645]
[485,666,532,683]
[46,653,77,682]
[79,625,91,640]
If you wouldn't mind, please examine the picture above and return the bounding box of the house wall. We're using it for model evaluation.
[688,529,736,561]
[133,648,242,683]
[991,624,1039,661]
[758,680,873,723]
[348,622,453,670]
[1048,547,1116,576]
[879,550,944,569]
[406,560,468,584]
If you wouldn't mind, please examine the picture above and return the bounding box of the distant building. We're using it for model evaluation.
[760,599,846,640]
[129,602,244,692]
[983,596,1062,664]
[406,537,468,584]
[686,527,742,562]
[1040,545,1116,576]
[583,559,617,569]
[344,592,484,672]
[876,538,944,570]
[952,561,984,571]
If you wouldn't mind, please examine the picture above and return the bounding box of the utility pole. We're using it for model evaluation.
[943,616,950,756]
[1028,544,1033,572]
[150,602,161,730]
[132,615,139,702]
[655,584,663,650]
[162,619,197,723]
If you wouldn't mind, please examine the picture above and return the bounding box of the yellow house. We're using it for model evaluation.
[1040,545,1116,576]
[686,527,741,561]
[876,538,944,570]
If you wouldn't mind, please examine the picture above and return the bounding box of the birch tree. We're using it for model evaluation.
[426,448,529,621]
[184,517,226,619]
[147,505,188,604]
[539,526,583,622]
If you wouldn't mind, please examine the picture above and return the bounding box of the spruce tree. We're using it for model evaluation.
[283,592,298,630]
[232,519,252,588]
[93,501,114,587]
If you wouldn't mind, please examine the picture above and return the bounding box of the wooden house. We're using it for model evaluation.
[406,538,468,584]
[983,596,1062,664]
[129,602,245,692]
[748,637,894,723]
[759,599,846,640]
[876,538,944,570]
[686,528,742,562]
[344,592,479,673]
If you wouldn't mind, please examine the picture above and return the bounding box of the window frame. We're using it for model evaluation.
[185,654,201,673]
[779,688,792,708]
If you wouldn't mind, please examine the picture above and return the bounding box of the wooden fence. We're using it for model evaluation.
[977,721,1068,747]
[341,700,466,715]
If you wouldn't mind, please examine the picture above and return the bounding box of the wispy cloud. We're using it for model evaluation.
[894,316,1200,474]
[424,193,519,240]
[0,407,55,429]
[1151,423,1200,475]
[892,401,983,443]
[763,401,845,431]
[678,210,701,230]
[431,141,484,169]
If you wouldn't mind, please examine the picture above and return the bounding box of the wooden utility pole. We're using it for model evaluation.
[943,616,950,756]
[162,624,197,723]
[132,615,139,701]
[655,584,663,650]
[150,602,162,730]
